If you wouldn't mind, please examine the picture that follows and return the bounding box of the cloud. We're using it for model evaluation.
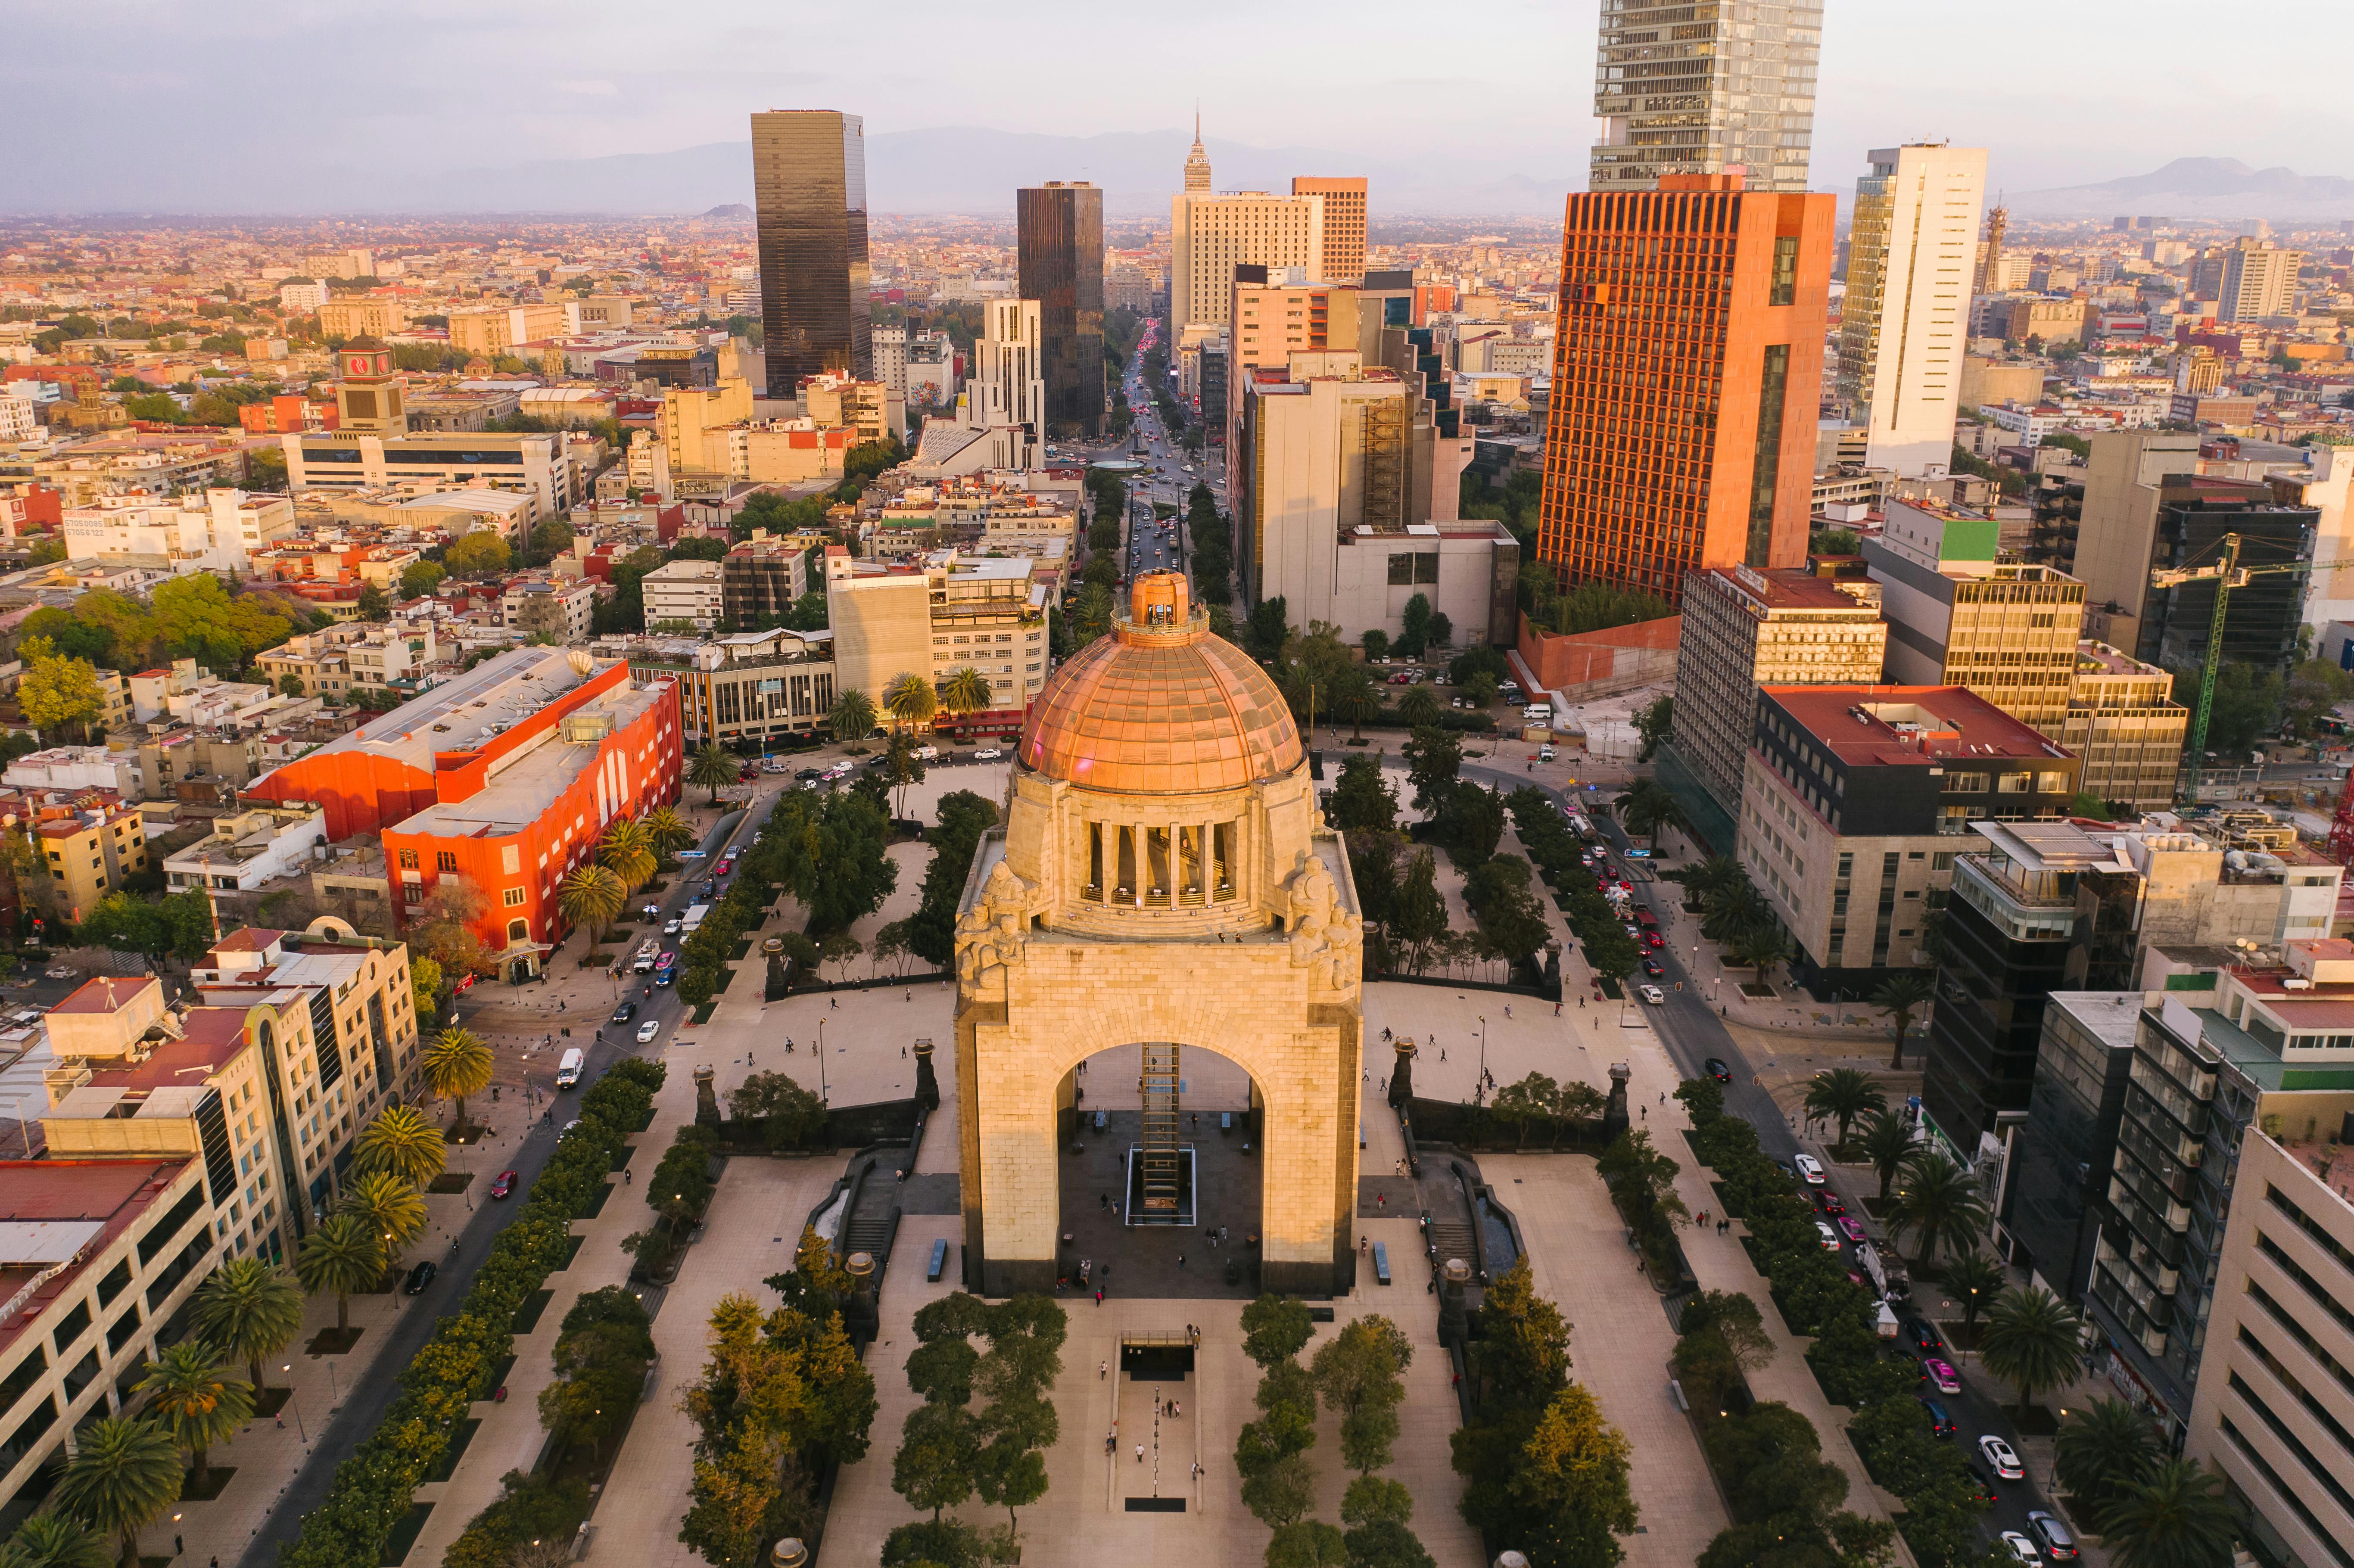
[557,79,620,96]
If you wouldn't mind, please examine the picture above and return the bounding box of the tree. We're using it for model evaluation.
[1330,671,1385,742]
[354,583,390,621]
[0,1512,112,1568]
[1246,595,1291,661]
[19,652,106,740]
[339,1171,427,1282]
[539,1288,654,1463]
[2055,1399,2160,1519]
[1613,777,1686,849]
[1633,694,1673,762]
[1310,1315,1412,1449]
[444,531,513,577]
[936,665,991,730]
[1396,593,1432,658]
[352,1104,446,1189]
[1856,1111,1916,1202]
[881,729,927,818]
[1469,1257,1572,1400]
[1390,850,1450,975]
[1887,1151,1990,1272]
[132,1342,253,1489]
[1513,1384,1639,1555]
[1361,629,1391,663]
[399,560,446,600]
[827,688,877,747]
[1979,1286,2084,1418]
[687,743,737,804]
[1326,753,1398,834]
[1727,922,1790,987]
[409,955,444,1027]
[1070,584,1115,643]
[1678,1290,1776,1383]
[1400,725,1463,819]
[1942,1250,2005,1333]
[1267,1521,1348,1568]
[642,805,694,861]
[598,817,657,893]
[1396,684,1442,728]
[882,670,939,731]
[904,790,999,967]
[50,1417,182,1568]
[557,864,628,948]
[728,1072,828,1151]
[1801,1068,1885,1148]
[893,1402,979,1520]
[1241,1294,1314,1370]
[1871,971,1934,1069]
[187,1257,305,1392]
[1491,1073,1557,1151]
[2098,1457,2239,1568]
[422,1025,495,1131]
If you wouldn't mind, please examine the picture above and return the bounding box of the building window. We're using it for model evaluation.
[502,887,526,908]
[436,851,458,871]
[507,918,529,942]
[1769,236,1799,306]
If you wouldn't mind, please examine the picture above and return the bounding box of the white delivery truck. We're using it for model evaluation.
[632,939,660,973]
[679,904,711,940]
[556,1047,585,1088]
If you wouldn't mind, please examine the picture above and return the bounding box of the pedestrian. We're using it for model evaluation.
[1440,1048,1446,1062]
[906,990,911,1002]
[831,997,838,1010]
[1659,1092,1666,1104]
[1376,1193,1386,1209]
[175,1536,184,1557]
[1100,1360,1108,1379]
[1504,1005,1513,1019]
[1635,1258,1644,1274]
[1177,1252,1185,1269]
[1555,1002,1563,1016]
[1096,1288,1104,1306]
[1106,1430,1115,1454]
[1579,996,1585,1008]
[1137,1444,1145,1463]
[901,1045,907,1058]
[1100,1192,1109,1210]
[1640,1106,1647,1120]
[1173,1400,1181,1419]
[625,1169,632,1185]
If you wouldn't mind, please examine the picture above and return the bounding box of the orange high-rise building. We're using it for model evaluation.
[1292,177,1367,283]
[1535,173,1834,600]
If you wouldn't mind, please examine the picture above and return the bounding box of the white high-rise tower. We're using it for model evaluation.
[969,299,1045,469]
[1837,144,1988,479]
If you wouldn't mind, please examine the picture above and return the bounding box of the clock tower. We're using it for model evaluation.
[333,334,408,436]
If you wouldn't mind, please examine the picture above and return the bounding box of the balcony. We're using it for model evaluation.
[1952,854,2080,940]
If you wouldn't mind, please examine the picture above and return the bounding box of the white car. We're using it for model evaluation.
[1814,1220,1841,1251]
[1794,1153,1827,1185]
[1978,1434,2025,1480]
[1639,984,1665,1005]
[663,918,682,937]
[635,1018,663,1045]
[1998,1533,2040,1565]
[975,747,1004,760]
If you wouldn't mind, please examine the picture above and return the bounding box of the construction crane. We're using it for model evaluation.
[2149,531,2354,847]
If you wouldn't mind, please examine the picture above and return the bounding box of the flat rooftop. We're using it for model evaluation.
[1702,565,1880,612]
[0,1159,192,1358]
[390,674,669,838]
[1760,685,2072,768]
[272,646,595,776]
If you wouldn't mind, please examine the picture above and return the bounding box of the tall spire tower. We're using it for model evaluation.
[1183,108,1212,193]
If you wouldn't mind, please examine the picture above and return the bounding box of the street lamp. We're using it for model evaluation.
[282,1366,307,1441]
[326,1359,339,1406]
[1477,1016,1486,1093]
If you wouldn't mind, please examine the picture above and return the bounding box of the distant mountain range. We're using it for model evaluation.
[2007,157,2354,222]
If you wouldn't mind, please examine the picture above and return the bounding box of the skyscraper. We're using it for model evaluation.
[750,110,871,395]
[1535,174,1834,599]
[1017,181,1105,440]
[1589,0,1824,196]
[1292,177,1368,283]
[1183,112,1213,193]
[1836,144,1987,478]
[969,299,1045,469]
[1170,191,1323,330]
[2218,238,2302,320]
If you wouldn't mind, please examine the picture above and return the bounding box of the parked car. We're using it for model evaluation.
[2025,1511,2078,1560]
[404,1260,438,1295]
[1837,1216,1867,1244]
[610,1001,638,1024]
[489,1170,518,1201]
[1703,1058,1732,1083]
[1640,984,1665,1005]
[636,1018,663,1045]
[1978,1434,2025,1480]
[1999,1531,2040,1564]
[1919,1357,1962,1395]
[1918,1397,1955,1438]
[1794,1154,1827,1185]
[1814,1221,1841,1251]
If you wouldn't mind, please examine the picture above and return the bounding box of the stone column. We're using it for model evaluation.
[1439,1257,1473,1347]
[771,1542,808,1568]
[1131,824,1144,909]
[1389,1038,1417,1109]
[1601,1060,1632,1142]
[692,1064,720,1129]
[845,1250,878,1341]
[913,1039,939,1111]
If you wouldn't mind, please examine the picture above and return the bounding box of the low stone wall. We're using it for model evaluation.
[1514,610,1679,699]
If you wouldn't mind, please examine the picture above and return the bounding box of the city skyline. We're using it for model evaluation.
[7,0,2354,213]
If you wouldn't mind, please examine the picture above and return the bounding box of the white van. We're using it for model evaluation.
[556,1047,584,1088]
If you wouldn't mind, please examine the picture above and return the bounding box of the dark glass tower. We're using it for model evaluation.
[751,110,871,395]
[1016,181,1104,440]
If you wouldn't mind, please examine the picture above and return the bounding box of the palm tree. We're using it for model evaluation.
[598,816,657,893]
[339,1171,427,1278]
[293,1214,383,1335]
[1396,685,1443,728]
[0,1512,113,1568]
[133,1342,253,1490]
[1942,1249,2007,1334]
[351,1104,446,1190]
[1070,583,1115,643]
[1886,1151,1990,1271]
[688,742,738,803]
[1979,1285,2086,1419]
[2056,1399,2161,1517]
[1332,674,1384,742]
[1871,970,1936,1070]
[50,1416,181,1568]
[1701,880,1772,944]
[1685,855,1745,906]
[936,665,991,736]
[557,864,627,950]
[1801,1067,1885,1148]
[1614,777,1687,849]
[1727,922,1789,988]
[187,1257,305,1391]
[826,688,877,748]
[882,670,939,732]
[641,805,694,862]
[2099,1457,2238,1568]
[1858,1109,1916,1201]
[420,1026,494,1132]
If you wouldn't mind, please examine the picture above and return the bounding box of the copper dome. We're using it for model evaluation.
[1019,573,1303,795]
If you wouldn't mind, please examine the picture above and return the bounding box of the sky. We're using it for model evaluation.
[3,0,2351,212]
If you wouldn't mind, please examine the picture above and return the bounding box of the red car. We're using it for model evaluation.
[716,856,735,875]
[1815,1188,1846,1217]
[489,1170,520,1201]
[1646,932,1665,950]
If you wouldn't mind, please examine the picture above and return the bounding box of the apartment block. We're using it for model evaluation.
[1537,174,1835,599]
[2217,240,2302,322]
[1666,564,1889,826]
[1868,510,2086,732]
[1171,191,1324,331]
[498,577,595,643]
[722,530,812,626]
[317,297,408,339]
[1739,687,2076,995]
[615,625,837,747]
[36,796,149,921]
[1292,177,1368,283]
[447,302,567,357]
[2062,642,2190,810]
[2006,990,2144,1301]
[1837,146,1987,478]
[641,558,725,631]
[824,548,1047,736]
[1017,182,1105,440]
